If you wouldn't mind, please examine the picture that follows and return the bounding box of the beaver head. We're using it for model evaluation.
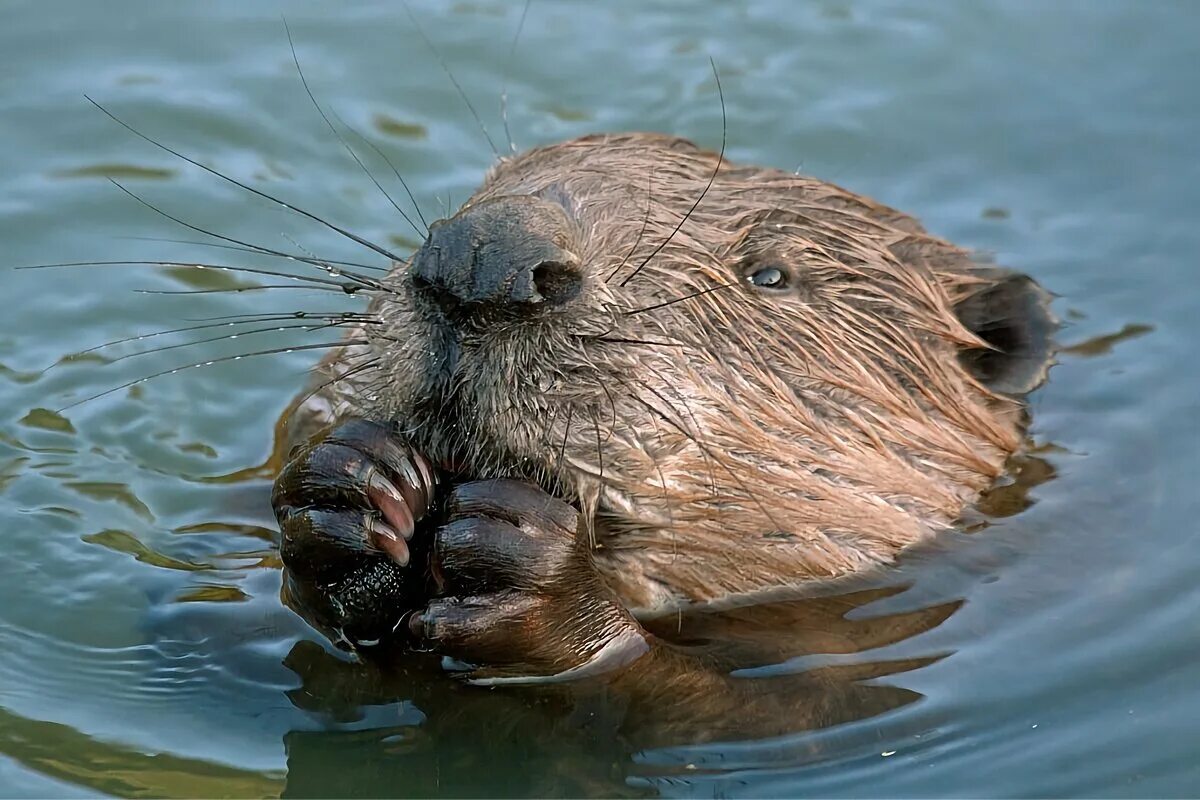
[317,132,1054,611]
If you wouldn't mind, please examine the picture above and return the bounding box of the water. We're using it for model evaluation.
[1,0,1197,796]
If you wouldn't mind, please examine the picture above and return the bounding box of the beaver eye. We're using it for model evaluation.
[746,265,790,290]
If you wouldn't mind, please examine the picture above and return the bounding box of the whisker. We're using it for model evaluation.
[56,339,368,412]
[595,379,618,442]
[280,233,392,284]
[605,170,654,283]
[334,113,430,233]
[103,321,365,365]
[619,58,726,288]
[402,1,500,159]
[288,357,382,420]
[16,258,358,290]
[119,236,387,271]
[590,406,604,549]
[500,0,533,155]
[578,335,686,348]
[623,282,735,316]
[181,310,378,324]
[133,284,349,295]
[283,18,426,241]
[556,404,574,485]
[85,95,407,263]
[59,312,376,365]
[101,179,395,293]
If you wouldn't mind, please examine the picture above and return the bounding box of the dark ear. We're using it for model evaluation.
[955,269,1057,396]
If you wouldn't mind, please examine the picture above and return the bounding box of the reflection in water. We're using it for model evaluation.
[275,584,958,797]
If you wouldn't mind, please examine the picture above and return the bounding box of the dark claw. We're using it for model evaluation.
[415,479,640,679]
[273,419,439,650]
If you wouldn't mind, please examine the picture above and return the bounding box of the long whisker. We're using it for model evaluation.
[182,310,378,324]
[84,95,407,263]
[59,312,376,365]
[595,379,618,441]
[402,1,500,159]
[334,113,430,233]
[16,258,359,290]
[605,170,653,283]
[500,0,533,154]
[283,18,426,241]
[619,59,726,288]
[624,282,735,316]
[101,179,394,293]
[287,356,382,420]
[556,404,574,485]
[119,236,387,271]
[103,321,367,365]
[589,406,604,549]
[578,335,686,348]
[57,339,368,412]
[134,285,348,295]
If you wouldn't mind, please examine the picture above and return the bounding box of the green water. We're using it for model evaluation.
[2,1,1197,796]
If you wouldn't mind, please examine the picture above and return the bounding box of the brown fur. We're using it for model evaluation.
[290,132,1052,615]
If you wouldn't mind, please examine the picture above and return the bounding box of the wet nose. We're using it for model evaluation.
[409,195,582,319]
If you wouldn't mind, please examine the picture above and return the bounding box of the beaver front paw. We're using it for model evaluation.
[412,479,646,683]
[272,419,439,650]
[274,419,643,678]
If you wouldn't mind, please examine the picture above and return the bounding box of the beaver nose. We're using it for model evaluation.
[409,195,583,319]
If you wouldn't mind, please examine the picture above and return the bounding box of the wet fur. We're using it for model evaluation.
[290,132,1054,614]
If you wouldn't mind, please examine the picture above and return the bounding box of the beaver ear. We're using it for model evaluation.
[954,269,1057,396]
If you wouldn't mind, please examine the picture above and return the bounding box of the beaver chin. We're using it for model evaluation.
[405,314,600,500]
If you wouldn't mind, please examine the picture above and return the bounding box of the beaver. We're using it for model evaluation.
[271,131,1055,685]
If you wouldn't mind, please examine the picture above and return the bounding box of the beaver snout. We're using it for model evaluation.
[410,194,583,322]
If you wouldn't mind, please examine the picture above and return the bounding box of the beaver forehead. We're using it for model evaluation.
[477,134,809,217]
[467,132,903,261]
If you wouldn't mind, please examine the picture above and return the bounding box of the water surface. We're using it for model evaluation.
[1,1,1197,796]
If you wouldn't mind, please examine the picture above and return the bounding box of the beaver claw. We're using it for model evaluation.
[411,479,642,681]
[274,420,641,679]
[273,419,438,650]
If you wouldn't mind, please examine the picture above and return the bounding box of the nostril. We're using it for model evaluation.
[531,260,582,307]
